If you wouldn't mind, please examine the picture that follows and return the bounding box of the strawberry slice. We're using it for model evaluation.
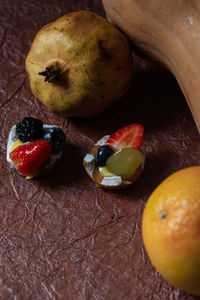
[106,123,144,150]
[9,140,52,177]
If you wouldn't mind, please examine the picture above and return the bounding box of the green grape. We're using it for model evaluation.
[106,147,143,179]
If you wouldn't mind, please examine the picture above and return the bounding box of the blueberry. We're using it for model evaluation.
[43,127,66,153]
[95,145,114,166]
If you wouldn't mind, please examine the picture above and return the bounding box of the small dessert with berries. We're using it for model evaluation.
[83,124,145,189]
[7,117,66,179]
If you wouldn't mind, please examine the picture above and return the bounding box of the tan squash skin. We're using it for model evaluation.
[102,0,200,133]
[26,11,133,117]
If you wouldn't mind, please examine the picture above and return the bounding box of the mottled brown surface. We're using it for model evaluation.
[0,1,200,299]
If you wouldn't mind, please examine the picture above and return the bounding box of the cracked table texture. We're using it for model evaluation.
[0,0,200,299]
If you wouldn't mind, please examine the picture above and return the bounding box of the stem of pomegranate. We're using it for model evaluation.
[39,66,60,82]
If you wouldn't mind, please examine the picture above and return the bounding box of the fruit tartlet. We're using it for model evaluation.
[7,117,66,179]
[83,123,145,189]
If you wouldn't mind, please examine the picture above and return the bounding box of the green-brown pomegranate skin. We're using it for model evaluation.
[26,11,133,117]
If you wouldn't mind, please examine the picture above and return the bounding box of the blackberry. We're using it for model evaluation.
[43,127,66,153]
[95,145,114,166]
[16,117,43,142]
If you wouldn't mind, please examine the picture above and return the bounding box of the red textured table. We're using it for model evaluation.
[0,1,200,299]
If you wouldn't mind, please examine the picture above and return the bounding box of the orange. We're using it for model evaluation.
[142,166,200,295]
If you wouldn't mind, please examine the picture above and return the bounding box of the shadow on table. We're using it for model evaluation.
[70,70,189,139]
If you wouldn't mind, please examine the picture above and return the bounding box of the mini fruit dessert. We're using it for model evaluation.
[142,166,200,295]
[25,10,133,117]
[83,123,144,189]
[7,117,66,179]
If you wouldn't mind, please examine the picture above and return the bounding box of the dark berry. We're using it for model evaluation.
[16,117,43,142]
[95,145,114,166]
[43,127,66,153]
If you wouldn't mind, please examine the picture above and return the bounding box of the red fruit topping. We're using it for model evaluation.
[9,140,52,177]
[106,123,144,151]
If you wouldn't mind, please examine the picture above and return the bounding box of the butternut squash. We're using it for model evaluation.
[102,0,200,133]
